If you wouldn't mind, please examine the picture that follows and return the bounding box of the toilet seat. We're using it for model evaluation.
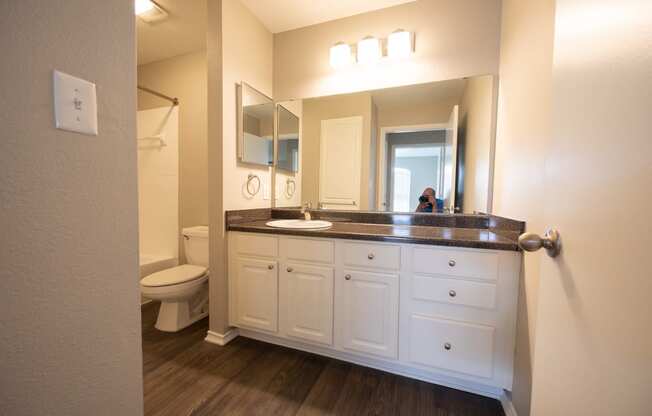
[141,264,208,287]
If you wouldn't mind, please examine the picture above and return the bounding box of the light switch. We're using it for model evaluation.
[53,70,98,135]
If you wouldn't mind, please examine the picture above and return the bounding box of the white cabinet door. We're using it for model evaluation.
[319,116,362,210]
[281,263,334,345]
[339,270,398,359]
[234,257,278,332]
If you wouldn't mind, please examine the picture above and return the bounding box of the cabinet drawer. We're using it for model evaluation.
[235,233,278,258]
[413,247,498,281]
[408,314,494,378]
[342,242,400,271]
[412,275,497,309]
[283,237,334,264]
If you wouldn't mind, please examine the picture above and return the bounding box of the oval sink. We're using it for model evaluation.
[266,219,333,230]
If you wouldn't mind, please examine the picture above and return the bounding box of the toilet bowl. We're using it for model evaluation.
[140,226,209,332]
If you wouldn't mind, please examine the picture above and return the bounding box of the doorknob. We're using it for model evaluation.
[518,229,561,258]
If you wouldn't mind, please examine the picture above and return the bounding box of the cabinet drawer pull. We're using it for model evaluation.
[368,253,375,260]
[268,264,274,270]
[444,342,452,351]
[286,267,293,272]
[448,259,456,267]
[344,274,352,280]
[448,290,457,298]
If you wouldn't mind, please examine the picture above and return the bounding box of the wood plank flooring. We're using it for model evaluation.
[142,302,505,416]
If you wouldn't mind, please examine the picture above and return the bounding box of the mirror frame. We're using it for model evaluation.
[237,81,275,167]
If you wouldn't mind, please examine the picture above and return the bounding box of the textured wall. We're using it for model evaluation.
[0,1,143,415]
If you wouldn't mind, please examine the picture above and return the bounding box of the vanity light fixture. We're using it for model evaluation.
[135,0,168,22]
[329,42,353,69]
[388,29,412,59]
[357,36,381,65]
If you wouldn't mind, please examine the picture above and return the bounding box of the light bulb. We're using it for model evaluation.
[330,42,352,69]
[135,0,155,15]
[357,36,381,65]
[388,30,412,59]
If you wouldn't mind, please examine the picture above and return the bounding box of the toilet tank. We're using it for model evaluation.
[182,226,209,267]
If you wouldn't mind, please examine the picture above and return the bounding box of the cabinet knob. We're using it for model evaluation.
[448,259,456,267]
[444,342,452,351]
[368,253,375,260]
[448,290,457,298]
[268,264,274,270]
[287,267,293,272]
[344,274,352,280]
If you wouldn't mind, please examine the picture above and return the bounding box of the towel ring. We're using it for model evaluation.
[286,178,296,197]
[246,174,261,196]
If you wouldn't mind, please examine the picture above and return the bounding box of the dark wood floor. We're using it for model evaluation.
[142,302,505,416]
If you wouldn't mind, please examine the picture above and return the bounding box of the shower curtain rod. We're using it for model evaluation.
[137,85,179,106]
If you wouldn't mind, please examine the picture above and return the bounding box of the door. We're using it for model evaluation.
[530,1,652,415]
[280,263,334,345]
[319,116,362,210]
[339,270,399,359]
[234,257,278,332]
[442,105,458,211]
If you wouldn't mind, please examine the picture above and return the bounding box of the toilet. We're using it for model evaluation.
[140,226,209,332]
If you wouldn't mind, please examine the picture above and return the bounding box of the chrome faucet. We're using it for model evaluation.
[300,202,312,221]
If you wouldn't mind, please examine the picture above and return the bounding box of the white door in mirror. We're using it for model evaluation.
[266,219,332,230]
[53,70,98,135]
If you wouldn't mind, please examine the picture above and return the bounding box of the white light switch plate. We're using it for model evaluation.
[53,70,98,135]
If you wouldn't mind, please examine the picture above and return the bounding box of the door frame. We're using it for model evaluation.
[377,123,448,211]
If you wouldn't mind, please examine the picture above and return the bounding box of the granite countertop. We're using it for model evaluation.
[227,220,520,251]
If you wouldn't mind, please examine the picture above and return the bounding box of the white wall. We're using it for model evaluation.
[137,107,179,261]
[492,0,555,414]
[274,0,502,100]
[0,1,143,414]
[223,0,274,210]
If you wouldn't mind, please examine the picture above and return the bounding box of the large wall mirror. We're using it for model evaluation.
[238,82,274,166]
[273,75,497,214]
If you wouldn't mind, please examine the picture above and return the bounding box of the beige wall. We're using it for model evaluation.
[137,50,209,237]
[492,0,555,414]
[377,99,457,128]
[273,0,502,100]
[0,1,143,414]
[301,92,374,209]
[223,0,274,211]
[458,75,495,214]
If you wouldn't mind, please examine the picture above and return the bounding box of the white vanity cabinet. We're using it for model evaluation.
[227,231,521,398]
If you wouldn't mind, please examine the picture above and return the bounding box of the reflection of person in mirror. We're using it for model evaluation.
[415,187,444,213]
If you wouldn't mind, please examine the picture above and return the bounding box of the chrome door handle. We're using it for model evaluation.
[518,229,561,257]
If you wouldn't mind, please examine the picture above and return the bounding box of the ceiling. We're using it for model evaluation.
[371,78,468,112]
[240,0,417,33]
[137,0,206,65]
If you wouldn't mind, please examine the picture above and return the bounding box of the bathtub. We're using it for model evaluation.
[140,255,178,304]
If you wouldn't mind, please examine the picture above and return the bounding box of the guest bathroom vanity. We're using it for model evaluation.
[224,209,524,398]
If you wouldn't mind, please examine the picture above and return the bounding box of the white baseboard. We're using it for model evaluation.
[499,392,518,416]
[205,328,239,346]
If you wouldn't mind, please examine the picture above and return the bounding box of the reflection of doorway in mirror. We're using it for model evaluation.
[382,127,447,212]
[391,146,443,212]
